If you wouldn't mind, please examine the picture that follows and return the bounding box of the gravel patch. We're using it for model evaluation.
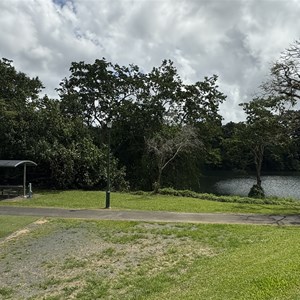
[0,219,215,299]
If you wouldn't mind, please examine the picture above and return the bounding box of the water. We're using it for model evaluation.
[197,172,300,199]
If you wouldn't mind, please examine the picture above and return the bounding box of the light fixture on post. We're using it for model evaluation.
[106,121,112,208]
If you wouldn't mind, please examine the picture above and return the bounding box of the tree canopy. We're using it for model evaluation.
[1,45,300,194]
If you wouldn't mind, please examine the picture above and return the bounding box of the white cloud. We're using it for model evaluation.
[0,0,299,122]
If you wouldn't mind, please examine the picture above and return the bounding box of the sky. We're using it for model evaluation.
[1,0,300,123]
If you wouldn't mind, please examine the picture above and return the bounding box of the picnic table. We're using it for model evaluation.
[0,185,23,198]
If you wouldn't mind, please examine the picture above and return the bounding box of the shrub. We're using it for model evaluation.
[248,184,265,199]
[130,190,148,196]
[158,187,299,206]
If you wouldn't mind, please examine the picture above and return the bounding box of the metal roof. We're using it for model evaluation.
[0,160,37,167]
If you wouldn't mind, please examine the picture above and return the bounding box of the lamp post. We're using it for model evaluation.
[106,121,112,208]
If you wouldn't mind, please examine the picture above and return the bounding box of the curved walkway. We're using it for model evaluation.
[1,206,300,225]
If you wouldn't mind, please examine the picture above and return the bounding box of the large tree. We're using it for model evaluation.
[57,58,142,127]
[0,59,127,189]
[220,122,251,171]
[0,58,43,159]
[58,58,226,190]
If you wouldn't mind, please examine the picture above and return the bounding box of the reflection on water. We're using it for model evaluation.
[198,173,300,199]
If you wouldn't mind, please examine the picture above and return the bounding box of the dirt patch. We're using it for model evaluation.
[33,219,48,225]
[3,228,30,242]
[0,219,216,299]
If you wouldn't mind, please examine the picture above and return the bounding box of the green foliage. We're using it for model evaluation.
[158,187,198,198]
[0,58,43,107]
[58,58,225,190]
[248,184,265,199]
[2,55,300,194]
[27,98,126,189]
[0,287,13,297]
[0,58,43,159]
[158,187,297,205]
[130,190,148,195]
[221,122,251,171]
[0,60,127,190]
[238,97,287,187]
[147,125,201,192]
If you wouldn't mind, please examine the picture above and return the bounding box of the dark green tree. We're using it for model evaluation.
[220,122,251,171]
[57,58,142,126]
[0,59,127,189]
[0,58,43,159]
[58,58,226,191]
[29,97,127,189]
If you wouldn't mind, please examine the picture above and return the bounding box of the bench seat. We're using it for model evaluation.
[0,185,23,198]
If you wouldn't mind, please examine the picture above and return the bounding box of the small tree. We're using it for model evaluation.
[240,98,285,197]
[147,125,200,193]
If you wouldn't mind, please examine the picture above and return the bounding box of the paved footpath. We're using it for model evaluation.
[1,206,300,225]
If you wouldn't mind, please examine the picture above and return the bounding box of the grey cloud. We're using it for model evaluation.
[218,27,261,83]
[1,0,300,122]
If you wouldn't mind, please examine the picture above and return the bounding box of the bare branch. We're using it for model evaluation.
[147,125,201,190]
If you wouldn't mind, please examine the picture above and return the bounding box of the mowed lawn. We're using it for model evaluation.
[0,216,300,299]
[0,215,39,238]
[1,190,300,215]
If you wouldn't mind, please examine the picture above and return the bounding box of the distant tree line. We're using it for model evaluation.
[0,40,300,195]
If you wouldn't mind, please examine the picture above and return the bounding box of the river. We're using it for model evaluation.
[197,172,300,199]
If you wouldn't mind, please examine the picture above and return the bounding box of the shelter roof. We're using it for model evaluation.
[0,160,37,167]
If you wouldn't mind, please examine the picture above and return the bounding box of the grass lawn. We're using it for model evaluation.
[0,217,300,299]
[0,215,39,239]
[0,190,300,215]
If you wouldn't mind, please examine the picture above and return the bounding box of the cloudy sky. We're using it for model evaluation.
[1,0,300,122]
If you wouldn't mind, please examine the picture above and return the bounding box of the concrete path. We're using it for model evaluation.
[1,206,300,225]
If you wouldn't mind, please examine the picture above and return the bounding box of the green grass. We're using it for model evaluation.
[164,224,300,300]
[1,218,300,299]
[71,222,300,300]
[38,277,62,290]
[62,257,88,270]
[0,287,13,297]
[1,190,300,214]
[0,215,39,238]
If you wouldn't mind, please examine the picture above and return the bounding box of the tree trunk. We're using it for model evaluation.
[248,144,265,198]
[254,144,264,188]
[256,164,262,187]
[153,169,162,193]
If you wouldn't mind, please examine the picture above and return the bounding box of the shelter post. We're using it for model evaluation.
[23,164,26,197]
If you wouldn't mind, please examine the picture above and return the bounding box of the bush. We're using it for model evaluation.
[248,184,265,199]
[158,187,299,206]
[130,190,148,196]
